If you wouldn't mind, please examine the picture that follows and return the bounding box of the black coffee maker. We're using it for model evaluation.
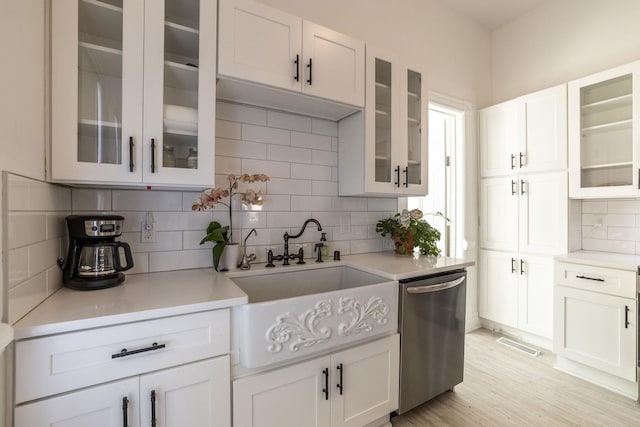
[59,215,134,290]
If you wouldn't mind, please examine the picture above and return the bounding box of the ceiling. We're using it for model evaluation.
[436,0,547,30]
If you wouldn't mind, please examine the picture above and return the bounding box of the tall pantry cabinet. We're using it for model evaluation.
[478,84,568,341]
[50,0,216,187]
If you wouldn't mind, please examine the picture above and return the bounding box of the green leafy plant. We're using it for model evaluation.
[376,209,445,256]
[199,221,230,272]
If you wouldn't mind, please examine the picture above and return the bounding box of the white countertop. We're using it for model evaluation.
[555,251,640,272]
[344,252,474,281]
[13,252,474,340]
[13,268,247,340]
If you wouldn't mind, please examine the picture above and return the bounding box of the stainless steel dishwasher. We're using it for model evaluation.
[397,269,467,414]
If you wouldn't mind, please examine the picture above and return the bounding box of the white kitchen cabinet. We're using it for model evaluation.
[339,47,428,196]
[233,334,399,427]
[479,251,554,338]
[479,84,567,178]
[15,357,229,427]
[568,61,640,198]
[554,261,637,394]
[50,0,216,187]
[14,310,231,427]
[479,172,567,254]
[218,0,364,109]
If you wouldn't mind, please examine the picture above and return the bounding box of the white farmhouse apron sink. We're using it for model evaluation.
[228,265,397,368]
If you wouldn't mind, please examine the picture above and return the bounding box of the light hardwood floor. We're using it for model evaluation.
[391,328,640,426]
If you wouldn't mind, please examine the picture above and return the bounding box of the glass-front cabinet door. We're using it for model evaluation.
[51,0,144,183]
[50,0,215,187]
[400,67,428,195]
[142,0,215,186]
[568,61,640,198]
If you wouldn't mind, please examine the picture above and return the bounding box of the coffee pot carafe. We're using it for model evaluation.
[59,215,134,290]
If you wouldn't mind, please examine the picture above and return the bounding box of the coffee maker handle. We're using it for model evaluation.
[114,242,134,272]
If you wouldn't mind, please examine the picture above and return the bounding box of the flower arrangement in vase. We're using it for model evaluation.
[375,209,445,256]
[192,173,269,271]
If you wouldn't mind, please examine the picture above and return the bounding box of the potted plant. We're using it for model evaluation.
[376,209,444,256]
[192,173,269,271]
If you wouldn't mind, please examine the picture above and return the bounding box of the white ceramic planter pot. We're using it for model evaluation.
[219,243,240,271]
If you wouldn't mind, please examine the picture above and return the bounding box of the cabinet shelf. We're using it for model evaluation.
[581,119,632,135]
[582,94,632,114]
[408,91,419,101]
[79,119,121,128]
[164,60,198,91]
[79,42,123,78]
[79,0,123,45]
[165,21,199,62]
[581,161,632,171]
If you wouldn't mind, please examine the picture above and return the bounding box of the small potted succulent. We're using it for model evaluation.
[376,209,444,256]
[193,173,269,271]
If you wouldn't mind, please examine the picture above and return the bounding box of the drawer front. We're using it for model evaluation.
[555,262,637,298]
[15,309,229,403]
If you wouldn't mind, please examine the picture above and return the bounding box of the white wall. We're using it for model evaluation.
[259,0,493,107]
[491,0,640,103]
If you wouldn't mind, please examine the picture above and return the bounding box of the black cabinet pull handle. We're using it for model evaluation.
[510,154,516,169]
[112,342,166,359]
[336,363,344,395]
[520,179,526,195]
[151,390,157,427]
[122,396,129,427]
[403,167,409,188]
[576,275,605,282]
[322,368,329,400]
[520,259,525,275]
[294,54,299,82]
[307,58,312,85]
[519,152,524,168]
[511,180,517,196]
[395,166,400,187]
[129,137,134,173]
[625,305,630,328]
[150,138,156,173]
[511,258,517,274]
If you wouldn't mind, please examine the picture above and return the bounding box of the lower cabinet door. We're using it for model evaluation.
[140,356,231,427]
[233,356,332,427]
[331,334,399,427]
[14,377,139,427]
[478,250,518,327]
[554,286,637,381]
[517,255,554,339]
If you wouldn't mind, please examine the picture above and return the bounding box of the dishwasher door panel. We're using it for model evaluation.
[397,270,467,414]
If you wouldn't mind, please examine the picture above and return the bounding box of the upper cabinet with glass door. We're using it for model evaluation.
[568,61,640,198]
[50,0,215,188]
[339,47,428,197]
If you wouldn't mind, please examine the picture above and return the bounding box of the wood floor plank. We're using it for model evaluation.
[391,328,640,426]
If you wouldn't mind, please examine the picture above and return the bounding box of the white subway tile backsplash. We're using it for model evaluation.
[291,131,332,151]
[217,101,266,125]
[252,194,290,211]
[149,249,213,272]
[266,211,312,228]
[582,200,607,214]
[332,137,338,152]
[72,188,112,211]
[606,214,634,227]
[291,195,333,211]
[215,156,243,175]
[333,197,368,211]
[8,247,28,289]
[7,174,30,210]
[332,225,368,241]
[123,231,183,253]
[267,145,312,163]
[367,198,398,212]
[242,158,290,178]
[291,163,331,180]
[9,272,47,324]
[29,179,71,211]
[112,190,182,211]
[183,230,210,250]
[47,212,69,239]
[583,238,635,254]
[46,265,63,296]
[238,211,267,229]
[311,150,337,166]
[311,181,338,196]
[607,227,640,241]
[581,225,607,240]
[28,238,61,277]
[216,138,267,160]
[311,118,338,137]
[127,253,150,275]
[267,178,312,195]
[7,212,46,249]
[267,110,312,133]
[216,119,242,139]
[607,200,640,214]
[351,238,383,254]
[243,123,291,146]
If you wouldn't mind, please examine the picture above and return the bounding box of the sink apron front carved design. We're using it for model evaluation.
[229,265,398,368]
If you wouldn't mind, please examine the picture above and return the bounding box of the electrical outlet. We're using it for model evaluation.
[141,212,157,243]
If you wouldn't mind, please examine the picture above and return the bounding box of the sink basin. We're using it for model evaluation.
[229,265,397,368]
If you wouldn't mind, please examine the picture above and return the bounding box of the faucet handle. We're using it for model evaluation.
[314,243,324,263]
[265,249,275,268]
[296,246,305,265]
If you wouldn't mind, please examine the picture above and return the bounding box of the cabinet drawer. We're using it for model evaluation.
[555,262,637,298]
[15,309,229,404]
